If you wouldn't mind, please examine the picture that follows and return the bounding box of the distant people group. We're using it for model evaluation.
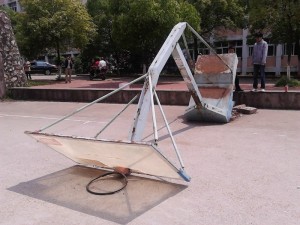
[89,57,108,80]
[91,57,108,72]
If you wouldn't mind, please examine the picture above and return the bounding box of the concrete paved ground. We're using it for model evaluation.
[0,101,300,225]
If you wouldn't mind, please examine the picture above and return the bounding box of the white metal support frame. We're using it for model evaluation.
[172,43,203,107]
[29,22,236,183]
[130,22,231,142]
[129,22,188,142]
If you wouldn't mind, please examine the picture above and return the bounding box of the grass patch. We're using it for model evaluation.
[1,90,14,101]
[275,77,300,87]
[26,80,56,87]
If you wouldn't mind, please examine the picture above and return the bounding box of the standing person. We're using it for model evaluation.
[64,55,73,83]
[99,57,107,71]
[98,57,108,80]
[252,32,268,92]
[24,61,31,80]
[228,46,243,92]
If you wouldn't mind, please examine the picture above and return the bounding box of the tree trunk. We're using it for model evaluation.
[298,57,300,78]
[56,41,62,80]
[142,64,147,74]
[0,54,6,98]
[287,42,292,80]
[112,50,121,75]
[287,65,291,80]
[295,38,300,78]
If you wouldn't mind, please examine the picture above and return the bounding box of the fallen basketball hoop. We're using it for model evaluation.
[26,22,238,194]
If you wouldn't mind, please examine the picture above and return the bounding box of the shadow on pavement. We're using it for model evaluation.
[8,165,186,224]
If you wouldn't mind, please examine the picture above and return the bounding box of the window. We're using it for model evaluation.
[209,40,243,57]
[249,46,253,56]
[283,43,295,55]
[216,48,224,54]
[8,2,17,11]
[236,40,243,46]
[268,45,275,56]
[36,62,45,66]
[198,48,209,55]
[236,47,242,57]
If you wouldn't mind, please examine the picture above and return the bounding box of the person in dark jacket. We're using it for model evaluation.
[64,55,74,83]
[228,46,243,92]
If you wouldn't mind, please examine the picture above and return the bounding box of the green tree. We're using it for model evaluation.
[0,6,18,26]
[189,0,246,35]
[249,0,300,77]
[187,0,246,61]
[83,0,116,72]
[84,0,200,74]
[16,0,96,76]
[113,0,200,71]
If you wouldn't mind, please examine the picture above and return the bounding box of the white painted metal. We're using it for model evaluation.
[130,22,187,142]
[172,43,203,106]
[130,22,234,142]
[27,132,183,180]
[148,76,158,142]
[94,94,139,139]
[181,33,193,64]
[38,73,148,133]
[153,90,184,169]
[28,22,237,183]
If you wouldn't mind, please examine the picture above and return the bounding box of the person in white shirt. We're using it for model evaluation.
[24,61,31,80]
[98,57,107,71]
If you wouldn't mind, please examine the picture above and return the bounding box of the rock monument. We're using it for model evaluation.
[0,53,5,98]
[0,10,26,92]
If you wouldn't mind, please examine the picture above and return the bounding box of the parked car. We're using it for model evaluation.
[30,61,58,75]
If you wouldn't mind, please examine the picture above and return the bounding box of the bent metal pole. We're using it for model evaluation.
[94,94,139,139]
[37,73,149,133]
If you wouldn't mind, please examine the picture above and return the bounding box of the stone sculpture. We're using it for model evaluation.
[0,10,26,91]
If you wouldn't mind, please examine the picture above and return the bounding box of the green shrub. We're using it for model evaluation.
[26,80,55,87]
[275,77,300,87]
[53,56,66,67]
[74,55,83,74]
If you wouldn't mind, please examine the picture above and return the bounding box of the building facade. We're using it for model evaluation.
[0,0,87,11]
[193,28,298,76]
[0,0,21,12]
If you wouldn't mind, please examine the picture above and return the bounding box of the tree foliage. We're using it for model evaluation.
[84,0,200,72]
[16,0,96,60]
[189,0,246,35]
[249,0,300,41]
[113,0,199,59]
[84,0,114,59]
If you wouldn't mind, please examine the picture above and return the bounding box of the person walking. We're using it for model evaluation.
[64,55,74,83]
[252,32,268,92]
[24,61,31,80]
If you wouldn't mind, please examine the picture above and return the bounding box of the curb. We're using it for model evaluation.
[9,87,300,110]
